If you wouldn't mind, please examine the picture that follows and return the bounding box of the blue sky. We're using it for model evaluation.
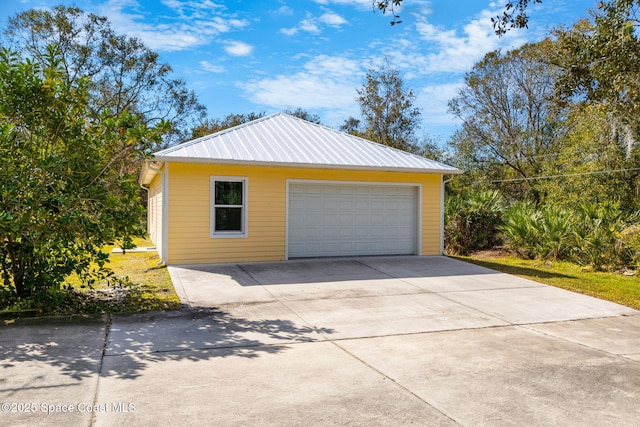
[1,0,596,142]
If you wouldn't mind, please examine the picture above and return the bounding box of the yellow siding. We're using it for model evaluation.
[167,162,442,264]
[147,172,164,258]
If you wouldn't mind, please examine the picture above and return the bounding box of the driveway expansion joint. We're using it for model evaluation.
[329,339,462,426]
[89,313,112,427]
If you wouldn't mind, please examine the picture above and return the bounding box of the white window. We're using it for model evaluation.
[210,177,248,238]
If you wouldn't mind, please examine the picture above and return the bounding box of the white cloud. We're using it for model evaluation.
[276,6,294,15]
[241,55,363,113]
[279,27,299,36]
[412,7,527,73]
[225,40,254,56]
[357,5,527,79]
[279,10,347,36]
[160,0,225,18]
[97,0,249,52]
[304,55,361,78]
[300,18,321,33]
[244,75,352,108]
[319,12,348,27]
[313,0,374,8]
[417,82,464,127]
[200,60,225,73]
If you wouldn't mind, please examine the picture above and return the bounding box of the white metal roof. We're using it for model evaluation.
[150,113,461,174]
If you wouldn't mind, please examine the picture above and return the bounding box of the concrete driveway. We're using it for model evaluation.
[2,256,640,426]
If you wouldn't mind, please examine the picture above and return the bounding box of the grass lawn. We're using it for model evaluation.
[455,254,640,310]
[1,238,181,317]
[92,238,181,313]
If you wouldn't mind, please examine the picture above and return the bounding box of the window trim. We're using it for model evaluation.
[210,176,248,238]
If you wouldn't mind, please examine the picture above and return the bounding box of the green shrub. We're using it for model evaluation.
[620,224,640,270]
[572,202,627,270]
[501,201,539,259]
[445,190,504,255]
[537,205,575,260]
[501,203,575,260]
[449,190,640,271]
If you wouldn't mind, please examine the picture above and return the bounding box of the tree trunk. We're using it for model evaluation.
[6,241,31,298]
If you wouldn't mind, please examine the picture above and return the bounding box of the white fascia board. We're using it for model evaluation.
[152,156,463,175]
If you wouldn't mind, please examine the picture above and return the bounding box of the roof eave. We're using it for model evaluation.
[152,155,463,175]
[139,160,165,187]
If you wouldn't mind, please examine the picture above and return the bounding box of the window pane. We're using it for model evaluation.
[215,207,242,231]
[215,181,243,205]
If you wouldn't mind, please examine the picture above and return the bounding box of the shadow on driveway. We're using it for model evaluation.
[178,256,506,287]
[0,308,334,383]
[455,257,576,281]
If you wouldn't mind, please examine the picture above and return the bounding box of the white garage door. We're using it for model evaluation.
[288,182,418,258]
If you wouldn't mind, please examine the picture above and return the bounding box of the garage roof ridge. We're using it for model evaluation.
[156,112,283,155]
[150,113,462,174]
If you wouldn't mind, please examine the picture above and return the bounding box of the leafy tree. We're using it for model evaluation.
[0,46,166,299]
[283,108,322,124]
[373,0,543,34]
[3,6,205,148]
[448,40,566,202]
[373,0,403,25]
[415,135,446,162]
[554,0,640,158]
[191,112,267,139]
[491,0,543,35]
[339,116,363,136]
[536,104,640,213]
[191,108,321,139]
[356,63,422,152]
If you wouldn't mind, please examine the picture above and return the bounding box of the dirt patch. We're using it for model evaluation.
[468,248,514,260]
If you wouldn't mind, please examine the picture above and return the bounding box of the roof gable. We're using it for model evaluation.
[152,113,461,174]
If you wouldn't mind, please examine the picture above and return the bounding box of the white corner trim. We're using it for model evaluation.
[440,175,445,256]
[162,163,169,264]
[417,184,423,256]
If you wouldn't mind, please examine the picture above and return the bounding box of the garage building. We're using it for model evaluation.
[139,113,461,265]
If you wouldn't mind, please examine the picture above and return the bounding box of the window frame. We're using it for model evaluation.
[210,176,248,238]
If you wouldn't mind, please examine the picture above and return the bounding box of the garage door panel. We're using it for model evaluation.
[370,200,385,210]
[325,214,339,225]
[325,186,343,195]
[338,228,353,237]
[289,216,304,227]
[338,242,353,252]
[339,200,354,210]
[338,214,353,226]
[304,227,322,238]
[354,214,369,225]
[370,228,386,237]
[354,186,370,195]
[354,227,369,237]
[322,242,338,252]
[323,227,338,238]
[354,242,370,252]
[323,200,338,210]
[355,202,370,211]
[288,183,417,258]
[370,214,385,226]
[290,199,305,209]
[307,200,323,210]
[306,213,323,223]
